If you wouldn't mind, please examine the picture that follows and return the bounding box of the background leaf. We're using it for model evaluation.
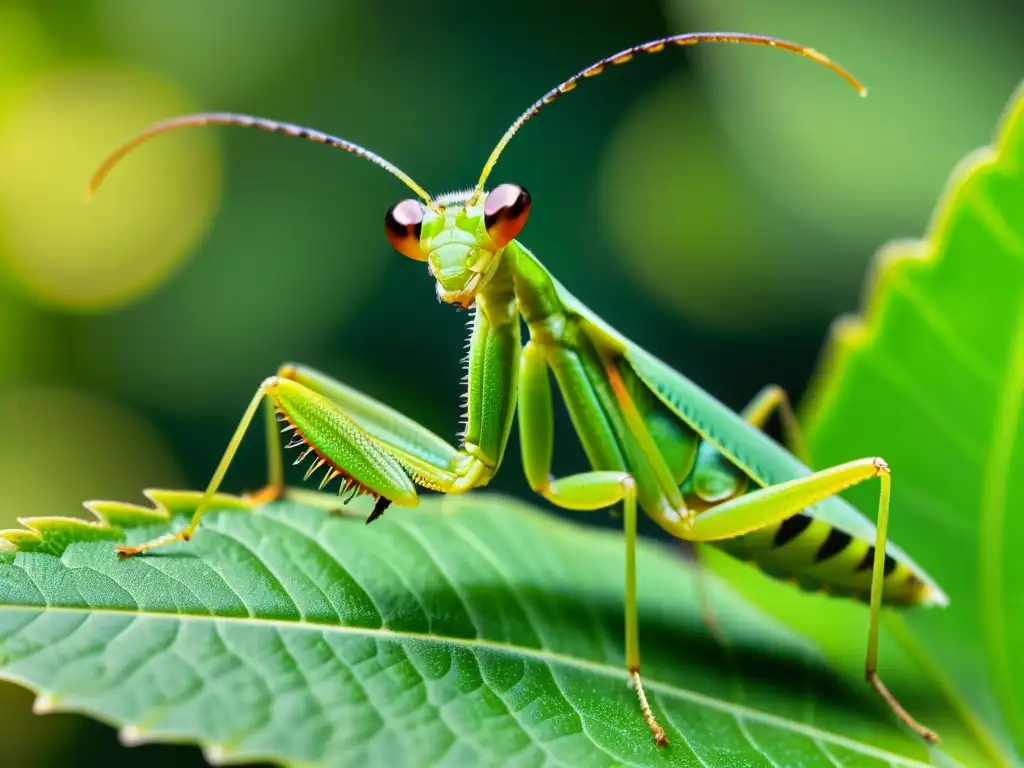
[794,81,1024,764]
[0,491,941,767]
[688,80,1024,768]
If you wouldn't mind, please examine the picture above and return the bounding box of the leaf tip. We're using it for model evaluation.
[202,743,227,764]
[32,693,59,715]
[118,725,146,747]
[1,517,122,556]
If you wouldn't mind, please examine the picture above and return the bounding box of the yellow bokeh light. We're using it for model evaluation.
[0,66,220,310]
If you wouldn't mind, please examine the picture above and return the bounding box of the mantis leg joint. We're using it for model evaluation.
[277,363,299,381]
[866,670,939,744]
[630,668,668,747]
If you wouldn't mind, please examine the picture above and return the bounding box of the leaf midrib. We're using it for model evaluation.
[0,602,931,767]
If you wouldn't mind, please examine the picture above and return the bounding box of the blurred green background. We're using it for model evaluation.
[1,0,1022,765]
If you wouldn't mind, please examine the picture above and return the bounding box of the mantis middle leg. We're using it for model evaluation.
[677,457,938,743]
[517,340,669,747]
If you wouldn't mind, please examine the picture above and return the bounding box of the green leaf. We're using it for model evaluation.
[797,82,1024,766]
[0,490,939,767]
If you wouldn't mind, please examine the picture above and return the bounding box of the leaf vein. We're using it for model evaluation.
[249,508,386,627]
[0,603,934,767]
[969,181,1024,262]
[736,716,779,767]
[889,274,1000,386]
[654,693,711,768]
[390,518,486,639]
[199,526,301,620]
[815,738,844,768]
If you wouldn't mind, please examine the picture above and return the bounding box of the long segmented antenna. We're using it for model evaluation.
[86,112,435,208]
[471,32,866,203]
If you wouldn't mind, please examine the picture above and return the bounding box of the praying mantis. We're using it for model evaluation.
[89,32,949,749]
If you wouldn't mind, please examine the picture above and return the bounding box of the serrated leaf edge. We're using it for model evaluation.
[801,81,1024,426]
[0,489,946,766]
[0,489,253,555]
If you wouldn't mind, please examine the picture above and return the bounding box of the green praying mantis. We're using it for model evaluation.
[89,32,949,749]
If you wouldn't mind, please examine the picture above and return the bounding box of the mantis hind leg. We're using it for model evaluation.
[117,380,276,557]
[518,341,668,747]
[862,467,939,744]
[688,542,727,646]
[706,388,939,741]
[682,456,939,743]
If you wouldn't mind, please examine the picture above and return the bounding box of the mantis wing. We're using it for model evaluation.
[551,280,948,606]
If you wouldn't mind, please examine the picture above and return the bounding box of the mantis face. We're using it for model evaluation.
[384,183,531,307]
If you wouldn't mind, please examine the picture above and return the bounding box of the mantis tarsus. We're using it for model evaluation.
[89,32,949,749]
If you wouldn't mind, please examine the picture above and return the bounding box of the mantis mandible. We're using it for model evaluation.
[89,32,948,748]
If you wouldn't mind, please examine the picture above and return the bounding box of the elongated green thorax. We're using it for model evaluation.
[461,250,520,471]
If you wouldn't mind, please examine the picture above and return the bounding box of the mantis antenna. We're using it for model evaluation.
[86,112,435,208]
[471,32,866,204]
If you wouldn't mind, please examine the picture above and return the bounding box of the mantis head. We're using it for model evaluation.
[383,184,531,307]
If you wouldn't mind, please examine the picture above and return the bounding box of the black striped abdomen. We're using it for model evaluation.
[711,510,930,606]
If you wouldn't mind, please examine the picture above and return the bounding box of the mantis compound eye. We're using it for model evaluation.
[384,198,426,261]
[484,183,531,247]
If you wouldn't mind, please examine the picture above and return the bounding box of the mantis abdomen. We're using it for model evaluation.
[578,326,933,606]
